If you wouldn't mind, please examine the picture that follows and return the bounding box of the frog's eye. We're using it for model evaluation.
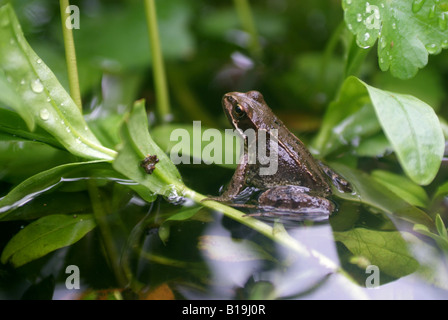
[234,104,246,118]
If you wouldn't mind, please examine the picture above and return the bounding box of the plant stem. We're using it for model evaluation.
[233,0,262,60]
[144,0,171,122]
[59,0,82,111]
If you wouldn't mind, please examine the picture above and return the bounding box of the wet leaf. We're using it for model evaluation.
[1,214,96,267]
[0,4,115,160]
[342,0,448,79]
[334,228,419,278]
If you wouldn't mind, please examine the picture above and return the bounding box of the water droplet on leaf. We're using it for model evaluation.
[426,43,439,54]
[36,58,42,64]
[31,79,44,93]
[39,109,50,121]
[357,13,363,22]
[442,40,448,49]
[364,32,371,41]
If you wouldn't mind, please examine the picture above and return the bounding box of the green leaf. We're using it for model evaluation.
[0,160,110,220]
[0,69,33,129]
[413,223,448,251]
[1,214,96,267]
[113,100,183,197]
[0,4,115,160]
[0,108,62,149]
[354,133,392,157]
[330,163,434,227]
[315,76,444,185]
[364,81,445,185]
[342,0,448,79]
[433,180,448,199]
[371,170,429,208]
[435,214,448,239]
[334,228,419,278]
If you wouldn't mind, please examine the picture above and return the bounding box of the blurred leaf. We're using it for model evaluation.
[435,214,448,239]
[158,206,202,243]
[0,160,110,220]
[342,0,448,79]
[330,163,434,227]
[312,76,377,156]
[354,133,392,157]
[74,1,194,72]
[373,67,445,111]
[113,100,183,197]
[0,4,115,160]
[334,228,419,278]
[414,220,448,251]
[433,180,448,199]
[1,214,96,267]
[371,170,429,208]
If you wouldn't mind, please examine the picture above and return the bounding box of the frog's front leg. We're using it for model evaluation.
[255,185,335,216]
[202,153,249,204]
[319,162,352,193]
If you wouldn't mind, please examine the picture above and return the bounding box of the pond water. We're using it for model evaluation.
[1,177,447,300]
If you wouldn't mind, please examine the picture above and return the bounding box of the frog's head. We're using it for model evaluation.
[222,90,269,136]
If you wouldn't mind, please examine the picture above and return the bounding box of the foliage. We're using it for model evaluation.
[0,0,447,299]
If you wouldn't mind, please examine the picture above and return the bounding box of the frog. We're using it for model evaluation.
[209,90,351,220]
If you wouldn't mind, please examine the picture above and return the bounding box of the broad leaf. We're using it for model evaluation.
[364,81,445,185]
[342,0,448,79]
[1,214,96,267]
[315,77,444,185]
[334,228,419,278]
[0,4,115,160]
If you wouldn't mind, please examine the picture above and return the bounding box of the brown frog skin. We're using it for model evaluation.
[212,90,351,220]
